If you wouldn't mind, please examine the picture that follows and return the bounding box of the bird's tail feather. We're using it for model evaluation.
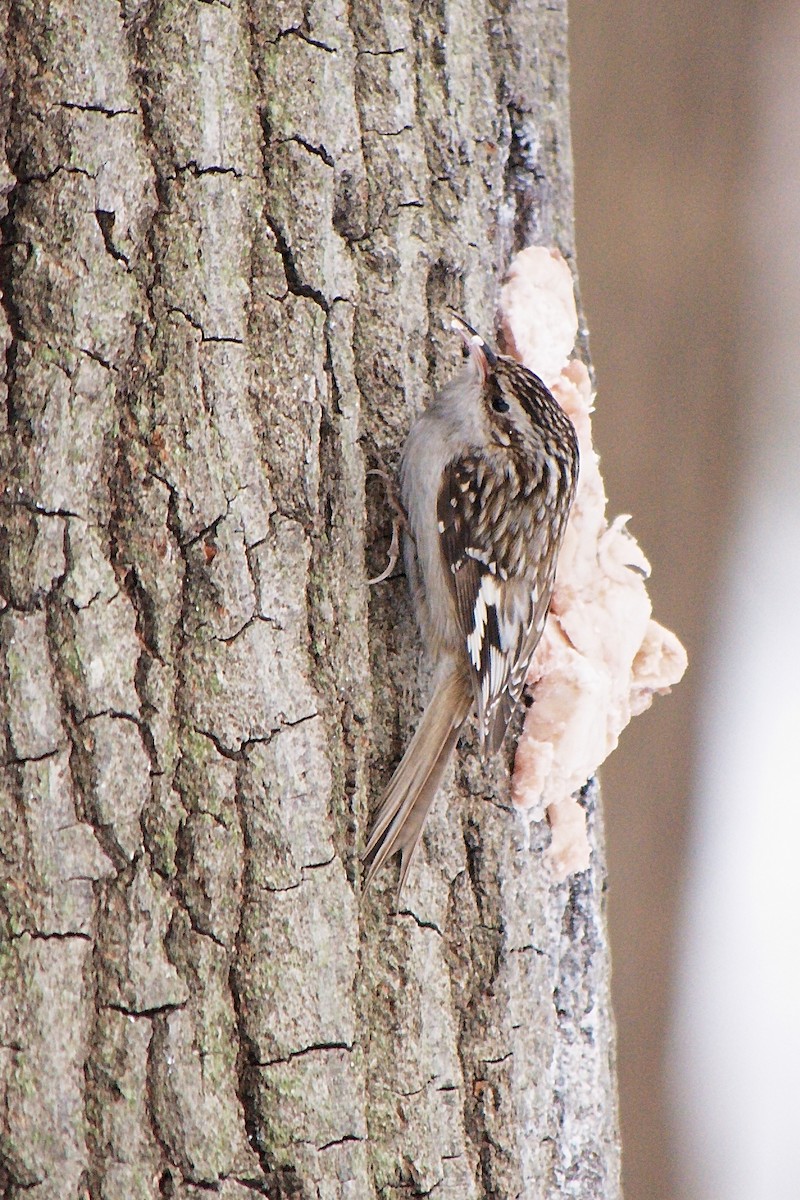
[363,668,472,895]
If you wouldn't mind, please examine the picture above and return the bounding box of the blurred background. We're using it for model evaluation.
[570,3,800,1198]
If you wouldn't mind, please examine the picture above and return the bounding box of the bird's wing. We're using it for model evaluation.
[437,453,556,755]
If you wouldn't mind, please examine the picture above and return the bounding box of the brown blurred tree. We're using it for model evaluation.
[0,2,620,1197]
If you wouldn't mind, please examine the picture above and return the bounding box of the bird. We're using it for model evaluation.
[363,315,580,895]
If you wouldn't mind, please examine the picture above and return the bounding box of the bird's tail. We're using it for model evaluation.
[363,667,472,895]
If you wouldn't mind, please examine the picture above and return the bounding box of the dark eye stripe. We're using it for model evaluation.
[491,395,509,413]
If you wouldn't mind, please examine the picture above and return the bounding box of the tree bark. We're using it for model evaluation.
[0,2,621,1198]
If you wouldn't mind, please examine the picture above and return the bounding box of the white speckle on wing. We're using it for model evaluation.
[489,644,505,697]
[465,546,491,566]
[467,599,487,669]
[466,575,500,670]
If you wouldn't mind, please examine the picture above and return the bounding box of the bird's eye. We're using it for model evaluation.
[491,395,509,413]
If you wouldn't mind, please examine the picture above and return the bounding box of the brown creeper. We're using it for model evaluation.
[363,317,580,894]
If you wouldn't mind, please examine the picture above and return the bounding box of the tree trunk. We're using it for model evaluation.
[0,2,621,1198]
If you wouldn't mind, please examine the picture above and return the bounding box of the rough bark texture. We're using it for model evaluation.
[0,2,620,1198]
